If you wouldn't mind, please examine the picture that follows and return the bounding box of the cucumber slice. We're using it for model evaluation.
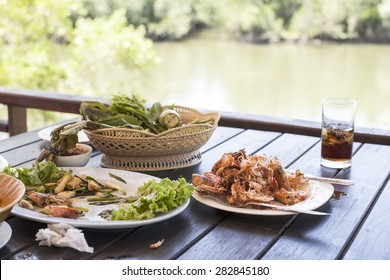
[159,109,182,128]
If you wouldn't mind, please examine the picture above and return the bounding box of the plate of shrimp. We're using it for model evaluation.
[192,149,334,216]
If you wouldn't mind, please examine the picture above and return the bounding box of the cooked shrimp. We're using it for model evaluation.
[149,239,164,249]
[192,149,310,207]
[27,191,72,207]
[42,205,83,219]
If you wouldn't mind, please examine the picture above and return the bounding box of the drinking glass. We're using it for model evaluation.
[321,98,357,168]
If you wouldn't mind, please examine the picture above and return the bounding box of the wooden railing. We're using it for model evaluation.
[1,87,389,145]
[0,87,107,136]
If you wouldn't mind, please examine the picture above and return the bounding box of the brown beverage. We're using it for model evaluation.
[321,123,353,162]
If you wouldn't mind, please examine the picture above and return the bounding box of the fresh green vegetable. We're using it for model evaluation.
[80,94,166,134]
[35,121,89,163]
[105,181,127,195]
[1,161,65,186]
[109,177,193,220]
[54,169,72,193]
[79,101,112,122]
[159,109,182,128]
[87,196,122,202]
[109,172,127,184]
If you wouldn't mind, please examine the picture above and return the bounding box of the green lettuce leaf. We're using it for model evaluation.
[1,161,65,186]
[110,177,193,220]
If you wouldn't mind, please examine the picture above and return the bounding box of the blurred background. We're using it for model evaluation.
[1,0,390,137]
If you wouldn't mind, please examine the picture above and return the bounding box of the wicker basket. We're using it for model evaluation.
[84,106,220,171]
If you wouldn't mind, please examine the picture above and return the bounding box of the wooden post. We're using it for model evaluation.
[0,120,8,133]
[8,105,27,136]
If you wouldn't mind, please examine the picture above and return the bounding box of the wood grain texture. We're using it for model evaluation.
[0,131,41,153]
[2,120,390,260]
[1,141,45,166]
[9,222,134,260]
[343,175,390,259]
[261,143,390,260]
[0,87,107,114]
[93,198,229,260]
[0,218,43,259]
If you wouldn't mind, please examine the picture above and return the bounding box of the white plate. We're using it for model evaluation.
[192,181,334,216]
[0,222,12,249]
[38,125,89,143]
[11,167,190,229]
[0,155,8,170]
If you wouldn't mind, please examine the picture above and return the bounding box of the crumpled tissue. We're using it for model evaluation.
[35,223,94,253]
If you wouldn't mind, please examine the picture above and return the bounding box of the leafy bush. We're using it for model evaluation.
[0,0,159,129]
[82,0,222,40]
[62,9,158,96]
[77,0,390,43]
[220,0,284,43]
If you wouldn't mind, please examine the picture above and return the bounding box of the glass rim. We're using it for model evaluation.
[322,98,357,106]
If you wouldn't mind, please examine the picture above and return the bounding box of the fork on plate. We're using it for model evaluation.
[199,193,330,216]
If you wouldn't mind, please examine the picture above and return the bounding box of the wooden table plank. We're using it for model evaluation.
[0,217,43,259]
[199,126,244,152]
[255,133,319,166]
[0,130,41,154]
[7,224,135,260]
[261,143,390,260]
[343,173,390,259]
[93,198,229,260]
[178,213,294,260]
[1,141,46,166]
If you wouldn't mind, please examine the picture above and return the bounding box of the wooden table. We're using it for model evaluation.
[1,123,390,261]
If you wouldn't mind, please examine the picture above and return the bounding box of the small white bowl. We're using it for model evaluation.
[54,143,92,167]
[0,173,25,222]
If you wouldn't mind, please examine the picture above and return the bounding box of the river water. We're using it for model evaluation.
[143,37,390,130]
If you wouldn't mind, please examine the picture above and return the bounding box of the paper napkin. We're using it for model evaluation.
[35,223,94,253]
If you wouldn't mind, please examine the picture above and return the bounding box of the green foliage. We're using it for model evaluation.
[0,0,76,90]
[0,0,80,128]
[221,0,284,43]
[83,0,390,42]
[147,0,194,40]
[0,0,159,92]
[356,4,384,40]
[272,0,303,28]
[57,8,159,98]
[0,0,159,130]
[69,9,158,77]
[83,0,222,40]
